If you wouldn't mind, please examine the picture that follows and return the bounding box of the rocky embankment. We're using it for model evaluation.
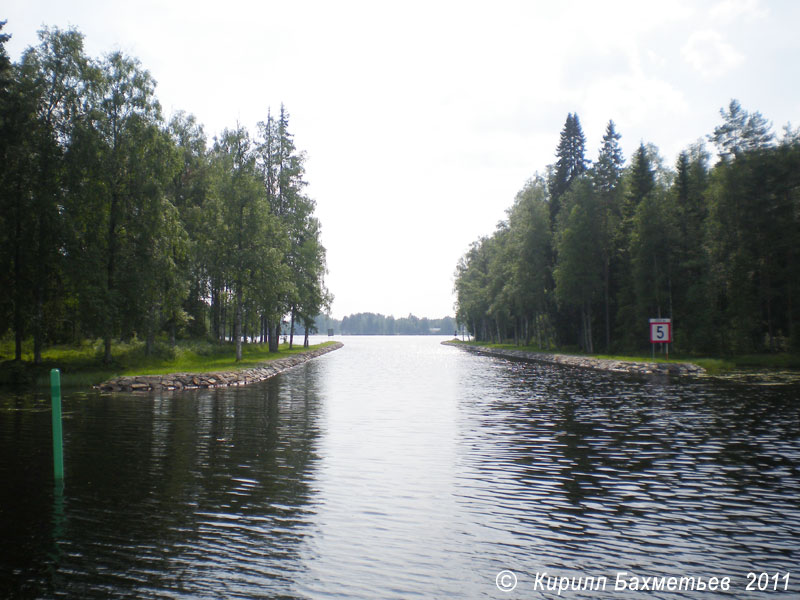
[443,340,705,376]
[96,342,343,392]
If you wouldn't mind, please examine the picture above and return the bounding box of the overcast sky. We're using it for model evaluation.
[5,0,799,319]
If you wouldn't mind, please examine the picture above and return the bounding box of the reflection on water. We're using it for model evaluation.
[1,337,799,599]
[454,360,800,593]
[1,374,322,599]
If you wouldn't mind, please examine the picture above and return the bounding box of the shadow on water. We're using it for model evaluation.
[0,368,323,599]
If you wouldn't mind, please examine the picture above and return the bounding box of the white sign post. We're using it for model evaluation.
[649,318,672,359]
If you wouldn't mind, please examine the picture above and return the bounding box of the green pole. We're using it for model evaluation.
[50,368,64,483]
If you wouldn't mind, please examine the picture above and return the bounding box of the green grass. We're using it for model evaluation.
[446,338,798,374]
[0,337,337,388]
[730,353,800,369]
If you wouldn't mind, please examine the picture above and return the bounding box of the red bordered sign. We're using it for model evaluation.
[649,318,672,343]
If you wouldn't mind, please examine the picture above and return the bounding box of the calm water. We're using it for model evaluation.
[1,336,799,599]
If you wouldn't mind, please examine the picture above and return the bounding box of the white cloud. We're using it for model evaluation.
[580,73,689,153]
[5,0,798,318]
[709,0,768,22]
[681,30,744,78]
[646,49,669,69]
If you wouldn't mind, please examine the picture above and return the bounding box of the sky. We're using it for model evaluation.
[4,0,800,319]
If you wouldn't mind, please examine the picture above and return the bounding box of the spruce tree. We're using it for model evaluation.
[671,146,712,352]
[593,120,624,350]
[623,143,655,225]
[614,143,656,348]
[594,120,624,194]
[550,112,588,225]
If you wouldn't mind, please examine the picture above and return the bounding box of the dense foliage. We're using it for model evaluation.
[0,24,331,363]
[455,104,800,354]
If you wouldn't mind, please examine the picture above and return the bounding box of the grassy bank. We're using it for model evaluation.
[447,339,800,374]
[0,338,338,388]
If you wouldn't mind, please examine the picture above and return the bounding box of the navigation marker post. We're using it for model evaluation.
[51,368,64,484]
[649,318,672,360]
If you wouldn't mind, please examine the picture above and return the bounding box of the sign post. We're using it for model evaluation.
[649,318,672,360]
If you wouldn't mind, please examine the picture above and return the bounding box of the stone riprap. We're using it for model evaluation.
[442,340,705,376]
[96,342,343,392]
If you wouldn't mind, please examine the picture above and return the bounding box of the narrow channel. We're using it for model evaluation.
[1,336,798,598]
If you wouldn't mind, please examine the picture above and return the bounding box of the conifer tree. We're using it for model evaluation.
[613,143,656,347]
[710,99,774,160]
[594,120,624,193]
[593,120,624,349]
[554,177,602,353]
[550,112,588,225]
[623,143,655,227]
[670,145,712,351]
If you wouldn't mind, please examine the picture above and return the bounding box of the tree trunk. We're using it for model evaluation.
[32,293,43,364]
[145,304,156,357]
[526,315,532,346]
[13,230,22,361]
[788,246,795,348]
[764,265,774,350]
[103,335,112,364]
[14,326,22,362]
[211,284,220,343]
[289,306,295,349]
[234,284,243,362]
[104,191,119,365]
[585,302,594,354]
[538,314,543,349]
[604,257,611,351]
[145,329,155,357]
[267,318,279,352]
[12,191,24,362]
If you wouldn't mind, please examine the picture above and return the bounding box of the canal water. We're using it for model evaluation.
[1,336,799,599]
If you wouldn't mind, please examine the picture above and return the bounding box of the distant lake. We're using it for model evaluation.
[2,336,799,598]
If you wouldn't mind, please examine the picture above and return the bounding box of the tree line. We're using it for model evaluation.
[317,313,456,336]
[454,101,800,355]
[0,24,331,363]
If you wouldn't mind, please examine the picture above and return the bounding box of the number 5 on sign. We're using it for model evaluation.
[649,318,672,343]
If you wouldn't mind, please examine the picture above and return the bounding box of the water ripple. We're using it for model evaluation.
[2,337,799,598]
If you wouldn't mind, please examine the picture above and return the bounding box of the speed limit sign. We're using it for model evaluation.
[649,318,672,343]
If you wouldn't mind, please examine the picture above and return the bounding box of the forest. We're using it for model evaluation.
[454,103,800,355]
[0,24,331,364]
[317,313,456,336]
